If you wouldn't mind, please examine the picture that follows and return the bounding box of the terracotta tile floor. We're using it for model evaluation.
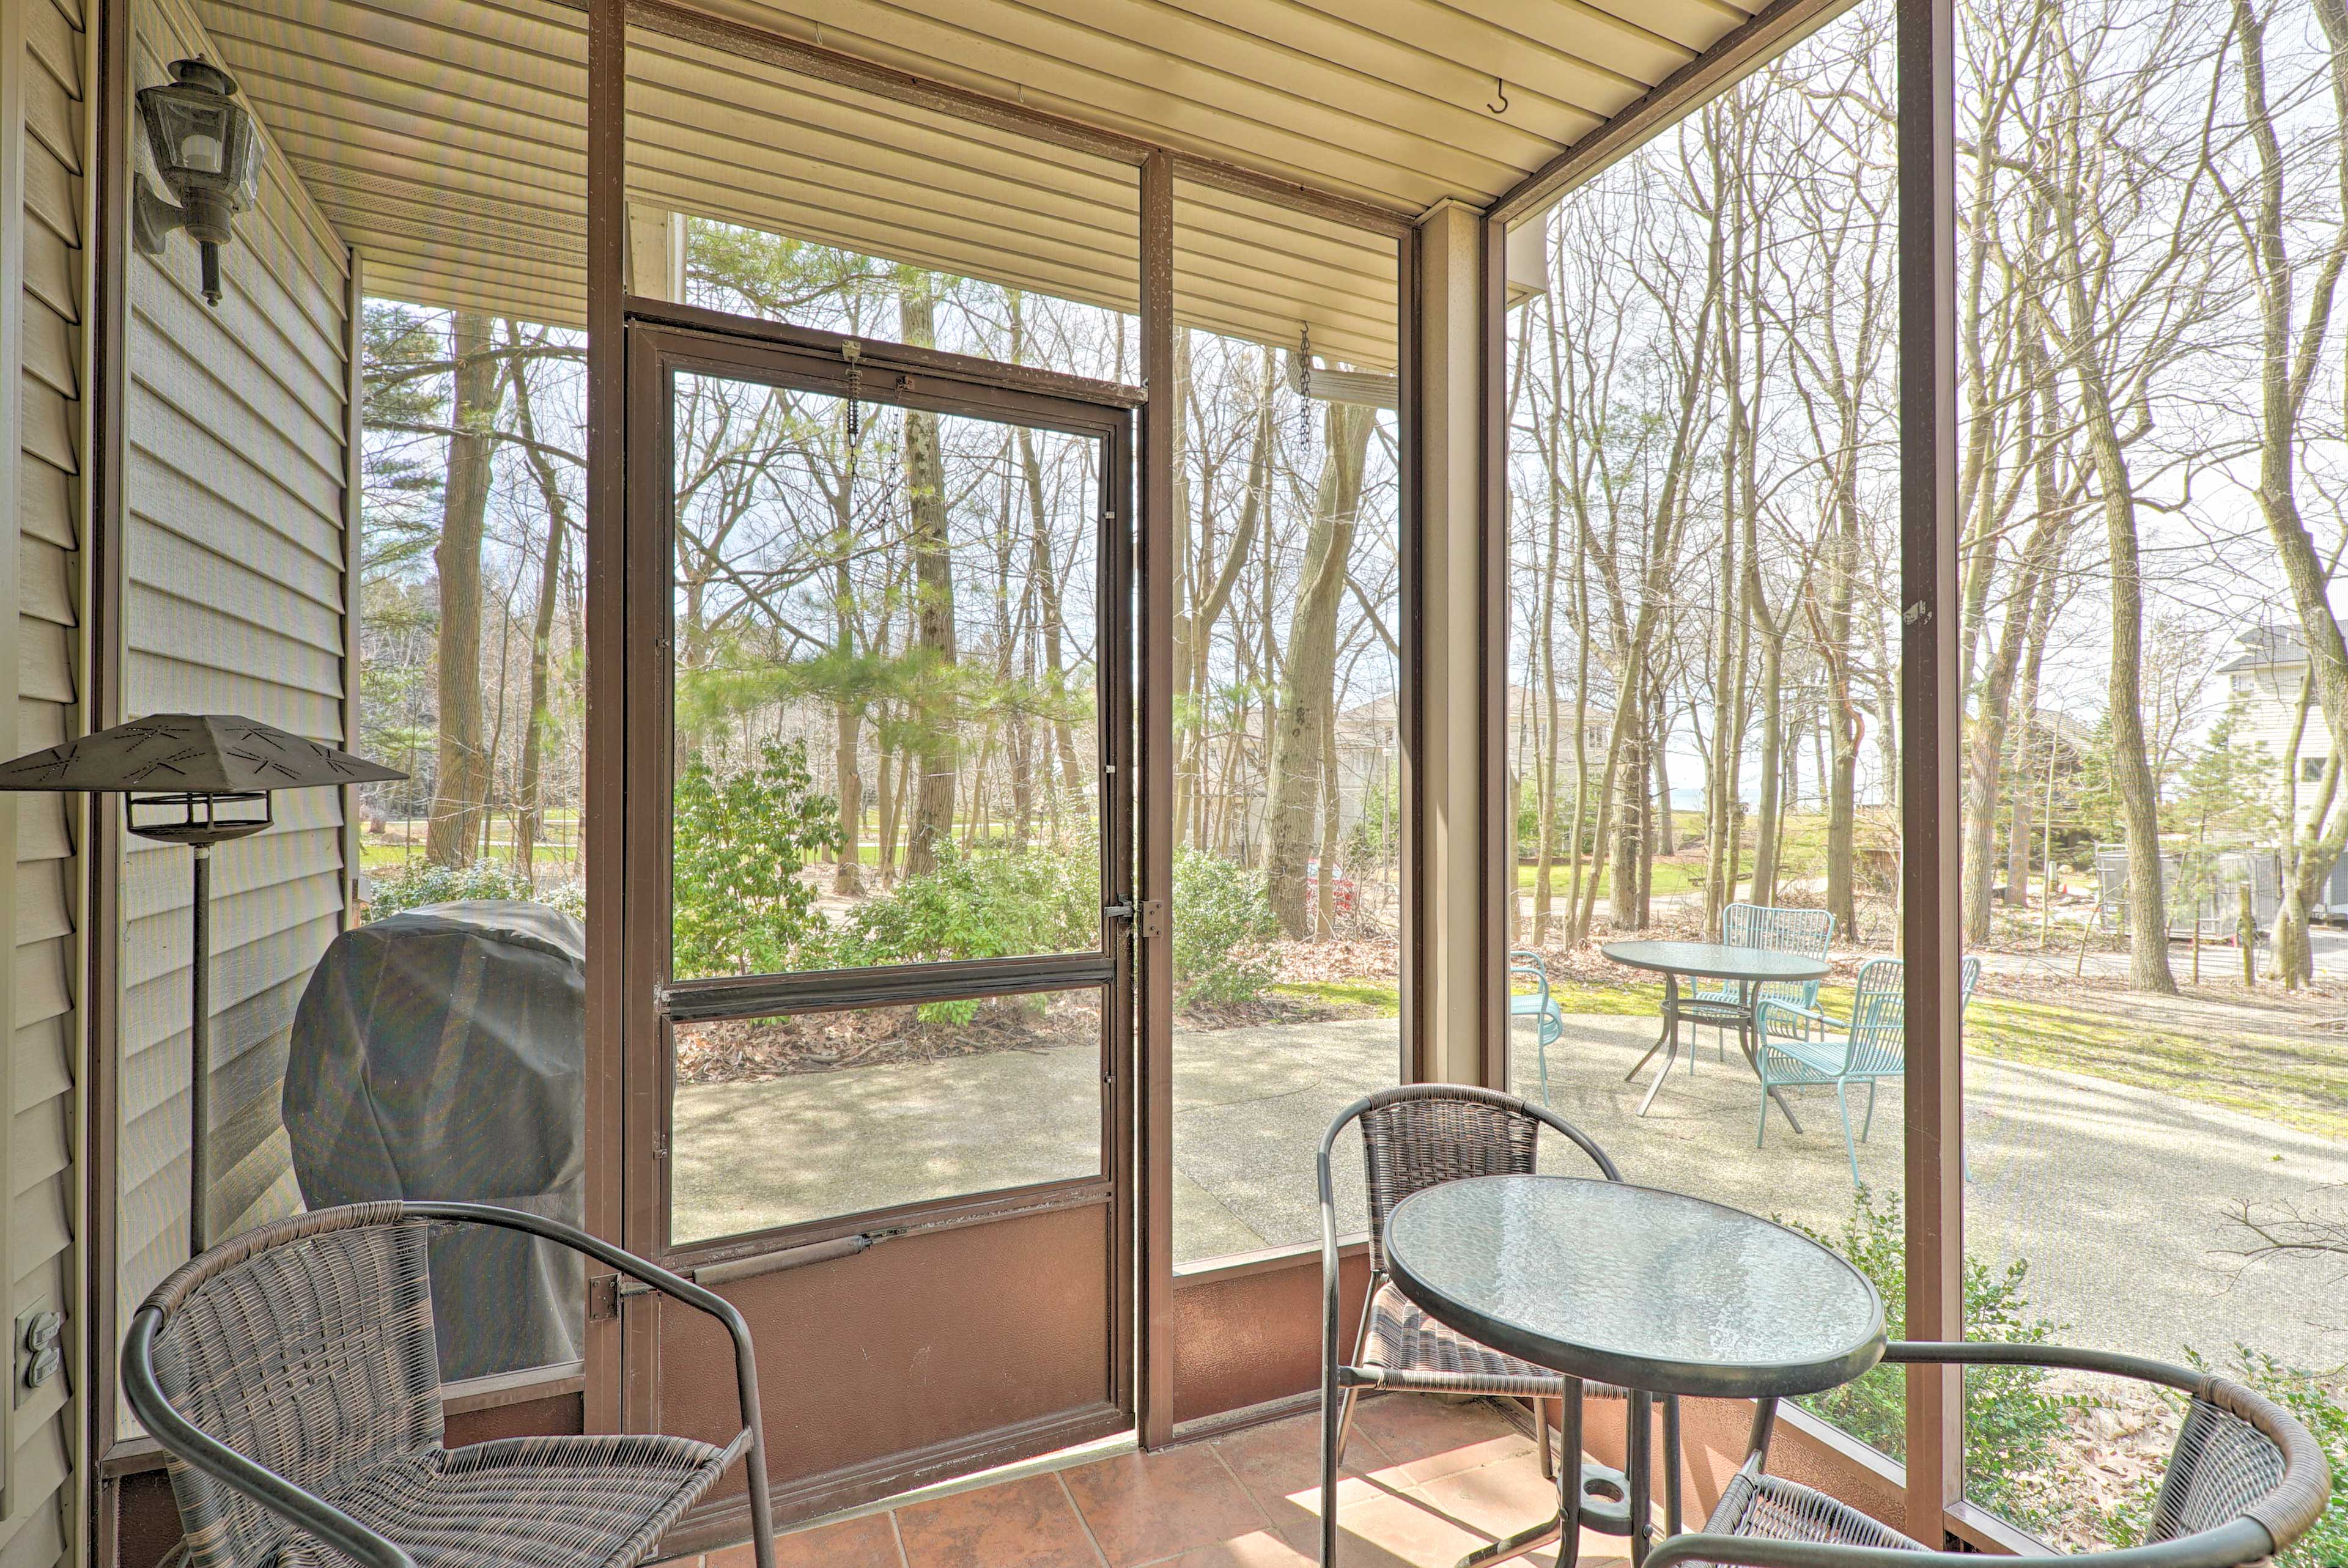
[701,1398,1632,1568]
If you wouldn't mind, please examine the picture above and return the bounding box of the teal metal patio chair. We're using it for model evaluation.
[1754,955,1981,1184]
[1509,949,1566,1102]
[1682,904,1836,1068]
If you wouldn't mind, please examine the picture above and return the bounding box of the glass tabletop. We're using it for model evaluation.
[1600,940,1830,985]
[1384,1174,1885,1399]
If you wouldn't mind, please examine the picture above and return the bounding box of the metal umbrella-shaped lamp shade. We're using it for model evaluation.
[0,715,404,1254]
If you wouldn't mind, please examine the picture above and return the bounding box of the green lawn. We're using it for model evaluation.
[1514,861,1708,897]
[1272,981,1401,1017]
[1510,810,1847,900]
[1507,970,2348,1145]
[1965,993,2348,1144]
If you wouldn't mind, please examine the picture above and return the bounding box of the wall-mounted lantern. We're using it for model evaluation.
[133,59,260,306]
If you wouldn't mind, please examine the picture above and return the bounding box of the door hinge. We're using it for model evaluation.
[1139,899,1167,940]
[587,1273,621,1322]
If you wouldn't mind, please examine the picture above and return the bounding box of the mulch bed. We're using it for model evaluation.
[676,995,1100,1084]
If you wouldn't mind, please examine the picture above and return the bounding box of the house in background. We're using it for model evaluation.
[2218,625,2330,795]
[2216,625,2348,917]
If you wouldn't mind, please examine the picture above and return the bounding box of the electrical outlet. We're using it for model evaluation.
[15,1309,61,1406]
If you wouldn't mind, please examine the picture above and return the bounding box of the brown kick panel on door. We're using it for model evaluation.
[651,1202,1119,1523]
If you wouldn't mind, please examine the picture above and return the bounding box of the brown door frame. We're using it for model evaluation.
[612,306,1140,1463]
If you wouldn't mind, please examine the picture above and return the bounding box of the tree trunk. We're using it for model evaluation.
[2073,361,2174,992]
[876,738,899,883]
[901,278,957,878]
[1750,631,1787,907]
[1610,675,1645,932]
[1653,736,1677,858]
[1018,427,1086,805]
[426,311,499,868]
[1264,403,1372,938]
[2006,494,2064,907]
[1965,498,2064,943]
[506,338,569,887]
[1318,704,1341,940]
[2228,0,2348,985]
[1534,487,1563,944]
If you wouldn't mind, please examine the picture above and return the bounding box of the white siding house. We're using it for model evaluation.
[2218,626,2335,814]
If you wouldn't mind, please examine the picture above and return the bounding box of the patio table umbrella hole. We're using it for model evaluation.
[0,715,404,1256]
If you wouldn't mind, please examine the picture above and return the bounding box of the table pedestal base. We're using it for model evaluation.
[1623,976,1809,1133]
[1450,1396,1679,1568]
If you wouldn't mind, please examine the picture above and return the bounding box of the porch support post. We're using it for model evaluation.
[583,0,628,1437]
[1137,150,1176,1448]
[1897,0,1963,1542]
[1408,200,1507,1088]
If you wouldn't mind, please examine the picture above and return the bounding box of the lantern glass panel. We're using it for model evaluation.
[153,96,232,175]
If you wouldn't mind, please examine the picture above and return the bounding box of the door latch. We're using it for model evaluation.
[1104,901,1134,922]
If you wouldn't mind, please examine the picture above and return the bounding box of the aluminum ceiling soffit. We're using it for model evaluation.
[188,0,1783,359]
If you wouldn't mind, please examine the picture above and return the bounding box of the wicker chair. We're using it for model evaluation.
[1318,1084,1669,1568]
[1680,905,1836,1069]
[1646,1341,2331,1567]
[123,1202,776,1568]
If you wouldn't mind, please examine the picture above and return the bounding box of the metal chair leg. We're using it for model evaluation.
[1321,1366,1344,1566]
[1625,1392,1653,1566]
[1862,1079,1879,1141]
[1535,1396,1554,1481]
[1334,1383,1362,1466]
[1834,1083,1861,1185]
[1662,1396,1682,1538]
[1556,1382,1583,1568]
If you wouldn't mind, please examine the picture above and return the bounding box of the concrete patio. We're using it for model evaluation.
[673,1010,2348,1369]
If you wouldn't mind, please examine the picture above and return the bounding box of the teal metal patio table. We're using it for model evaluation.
[1602,940,1829,1119]
[1382,1174,1885,1568]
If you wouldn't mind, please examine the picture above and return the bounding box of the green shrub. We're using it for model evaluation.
[833,839,1095,1020]
[364,858,584,922]
[1172,846,1280,1007]
[835,841,1094,967]
[671,738,841,977]
[827,834,1283,1018]
[1785,1187,2073,1533]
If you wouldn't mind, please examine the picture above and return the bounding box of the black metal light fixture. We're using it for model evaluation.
[0,716,403,1254]
[132,59,261,306]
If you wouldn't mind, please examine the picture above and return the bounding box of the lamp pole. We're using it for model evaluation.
[0,716,404,1261]
[189,843,211,1253]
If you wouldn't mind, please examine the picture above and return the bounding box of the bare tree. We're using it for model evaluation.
[425,311,500,867]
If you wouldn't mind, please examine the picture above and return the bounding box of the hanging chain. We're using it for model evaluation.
[854,337,873,446]
[842,340,863,490]
[1294,325,1315,449]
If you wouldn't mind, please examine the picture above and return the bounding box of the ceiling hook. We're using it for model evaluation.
[1488,76,1509,116]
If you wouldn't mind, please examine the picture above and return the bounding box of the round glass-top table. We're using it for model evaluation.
[1600,940,1831,1118]
[1384,1174,1883,1566]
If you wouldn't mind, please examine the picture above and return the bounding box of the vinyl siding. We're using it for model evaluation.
[119,0,352,1342]
[5,0,84,1559]
[2224,664,2327,762]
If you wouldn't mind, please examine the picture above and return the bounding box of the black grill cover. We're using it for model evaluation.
[284,899,585,1382]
